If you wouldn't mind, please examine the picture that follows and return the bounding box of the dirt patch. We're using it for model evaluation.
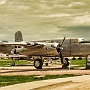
[66,80,90,90]
[0,66,90,76]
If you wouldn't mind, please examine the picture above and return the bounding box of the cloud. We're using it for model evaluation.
[0,0,6,5]
[0,34,8,37]
[35,13,71,18]
[68,2,85,7]
[72,14,90,25]
[17,6,29,10]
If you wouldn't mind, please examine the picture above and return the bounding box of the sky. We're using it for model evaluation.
[0,0,90,41]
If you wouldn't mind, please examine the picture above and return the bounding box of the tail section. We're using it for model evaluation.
[15,31,23,42]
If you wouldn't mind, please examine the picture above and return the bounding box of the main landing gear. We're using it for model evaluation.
[61,58,70,69]
[34,59,43,69]
[33,57,70,69]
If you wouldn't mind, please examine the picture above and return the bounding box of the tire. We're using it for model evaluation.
[45,63,48,66]
[63,58,69,66]
[62,58,70,69]
[78,57,82,60]
[34,59,43,69]
[72,57,76,60]
[11,62,15,66]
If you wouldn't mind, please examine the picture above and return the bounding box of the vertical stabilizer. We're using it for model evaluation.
[15,31,23,42]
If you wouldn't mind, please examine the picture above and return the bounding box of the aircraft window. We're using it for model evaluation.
[18,46,21,48]
[15,46,21,48]
[15,46,17,48]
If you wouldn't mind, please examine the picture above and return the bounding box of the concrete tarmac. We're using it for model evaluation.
[0,75,90,90]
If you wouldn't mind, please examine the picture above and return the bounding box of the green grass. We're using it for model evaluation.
[0,58,86,67]
[0,58,85,87]
[0,74,78,87]
[71,58,86,67]
[0,59,33,67]
[0,59,12,67]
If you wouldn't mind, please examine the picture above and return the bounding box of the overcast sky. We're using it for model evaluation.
[0,0,90,41]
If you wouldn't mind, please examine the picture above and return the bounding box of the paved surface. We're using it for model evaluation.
[0,66,90,76]
[0,75,90,90]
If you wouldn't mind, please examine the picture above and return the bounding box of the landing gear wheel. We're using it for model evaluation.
[11,62,15,66]
[62,58,69,69]
[72,57,76,60]
[34,59,43,69]
[78,57,82,60]
[45,63,48,66]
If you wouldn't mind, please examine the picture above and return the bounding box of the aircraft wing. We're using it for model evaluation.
[0,42,45,48]
[0,41,59,49]
[0,42,26,46]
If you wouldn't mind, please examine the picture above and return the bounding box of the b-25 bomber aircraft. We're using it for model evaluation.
[0,31,90,69]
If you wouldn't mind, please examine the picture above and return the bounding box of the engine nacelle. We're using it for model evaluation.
[51,43,59,48]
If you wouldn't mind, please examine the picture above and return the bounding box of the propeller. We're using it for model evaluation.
[56,36,66,64]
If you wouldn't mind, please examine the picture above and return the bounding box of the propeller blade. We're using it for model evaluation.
[56,36,66,53]
[60,36,66,46]
[56,37,66,64]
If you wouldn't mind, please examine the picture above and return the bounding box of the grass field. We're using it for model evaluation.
[0,59,33,67]
[0,58,86,67]
[0,74,78,87]
[71,58,86,67]
[0,58,86,87]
